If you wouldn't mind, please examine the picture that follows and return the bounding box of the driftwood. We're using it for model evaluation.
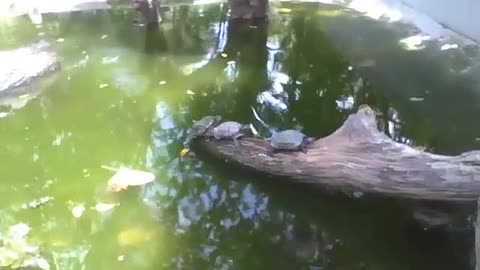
[0,40,59,96]
[199,106,480,202]
[476,198,480,270]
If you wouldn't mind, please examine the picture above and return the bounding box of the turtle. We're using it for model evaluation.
[183,115,221,148]
[212,121,252,144]
[267,129,315,156]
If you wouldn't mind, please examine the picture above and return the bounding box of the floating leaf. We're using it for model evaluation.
[117,227,152,246]
[94,202,118,212]
[0,247,19,267]
[8,224,31,239]
[276,8,292,13]
[99,84,109,89]
[315,9,343,17]
[158,81,166,85]
[186,90,195,95]
[409,97,424,102]
[22,196,54,209]
[220,53,228,58]
[117,255,125,261]
[71,204,85,218]
[101,34,108,39]
[179,148,190,158]
[101,56,119,64]
[56,38,64,42]
[440,43,458,51]
[103,166,155,192]
[0,224,50,270]
[22,255,50,270]
[49,239,69,248]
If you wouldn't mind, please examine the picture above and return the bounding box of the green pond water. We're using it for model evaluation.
[1,2,480,269]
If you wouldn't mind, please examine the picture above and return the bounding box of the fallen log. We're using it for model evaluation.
[476,198,480,270]
[198,106,480,202]
[0,40,60,96]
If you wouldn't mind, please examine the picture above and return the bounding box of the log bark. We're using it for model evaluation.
[198,106,480,202]
[476,198,480,270]
[0,40,59,96]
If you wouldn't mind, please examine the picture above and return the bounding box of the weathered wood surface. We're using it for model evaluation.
[199,106,480,202]
[0,40,59,95]
[476,198,480,270]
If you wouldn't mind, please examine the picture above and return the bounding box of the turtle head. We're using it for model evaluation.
[304,137,316,145]
[212,115,222,126]
[240,123,254,134]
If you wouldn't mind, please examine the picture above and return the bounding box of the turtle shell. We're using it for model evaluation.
[185,115,221,144]
[270,129,305,150]
[213,121,243,139]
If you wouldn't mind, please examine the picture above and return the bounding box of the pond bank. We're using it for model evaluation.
[0,40,59,95]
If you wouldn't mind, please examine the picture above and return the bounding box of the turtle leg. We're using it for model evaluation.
[300,144,307,154]
[233,133,244,146]
[206,134,215,142]
[267,146,276,157]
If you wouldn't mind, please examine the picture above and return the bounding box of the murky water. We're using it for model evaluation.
[1,2,480,269]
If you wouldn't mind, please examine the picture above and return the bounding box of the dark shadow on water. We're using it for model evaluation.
[144,22,168,54]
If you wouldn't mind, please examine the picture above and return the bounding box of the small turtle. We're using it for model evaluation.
[212,121,251,144]
[267,129,314,156]
[183,115,221,148]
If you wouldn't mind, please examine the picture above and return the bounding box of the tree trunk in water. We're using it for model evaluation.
[133,0,161,24]
[228,0,268,19]
[195,106,480,202]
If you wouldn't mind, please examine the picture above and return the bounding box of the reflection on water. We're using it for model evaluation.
[0,2,479,270]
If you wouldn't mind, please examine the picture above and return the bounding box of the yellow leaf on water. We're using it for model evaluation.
[117,227,152,246]
[94,202,118,212]
[179,148,190,158]
[276,8,292,13]
[105,167,155,192]
[315,9,342,17]
[49,240,69,248]
[220,53,228,58]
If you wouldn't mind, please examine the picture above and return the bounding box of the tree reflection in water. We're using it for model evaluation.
[142,6,475,269]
